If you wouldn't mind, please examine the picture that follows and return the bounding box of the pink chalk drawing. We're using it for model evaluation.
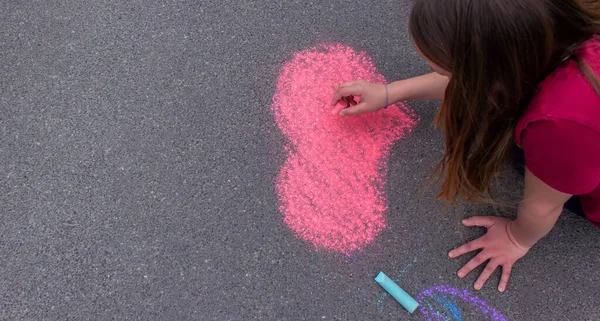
[271,44,417,254]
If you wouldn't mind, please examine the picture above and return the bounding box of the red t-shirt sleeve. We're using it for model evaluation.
[522,118,600,195]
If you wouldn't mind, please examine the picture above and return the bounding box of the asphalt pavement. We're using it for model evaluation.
[1,1,599,320]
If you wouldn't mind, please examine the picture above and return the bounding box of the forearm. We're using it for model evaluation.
[388,72,449,103]
[508,202,563,248]
[507,168,572,248]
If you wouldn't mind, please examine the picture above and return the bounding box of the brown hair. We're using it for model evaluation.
[409,0,600,204]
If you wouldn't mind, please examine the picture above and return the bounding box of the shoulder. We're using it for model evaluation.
[521,118,600,195]
[516,38,600,144]
[523,118,600,146]
[539,37,600,118]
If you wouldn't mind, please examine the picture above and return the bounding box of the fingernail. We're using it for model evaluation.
[448,251,454,258]
[499,287,505,292]
[457,272,463,278]
[474,283,481,290]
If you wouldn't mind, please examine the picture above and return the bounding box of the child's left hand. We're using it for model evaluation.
[448,216,530,292]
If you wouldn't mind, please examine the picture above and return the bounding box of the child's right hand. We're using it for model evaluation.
[330,80,388,116]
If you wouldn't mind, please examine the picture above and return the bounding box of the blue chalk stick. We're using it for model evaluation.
[374,271,419,313]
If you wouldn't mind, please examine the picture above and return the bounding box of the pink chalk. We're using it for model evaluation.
[272,44,417,254]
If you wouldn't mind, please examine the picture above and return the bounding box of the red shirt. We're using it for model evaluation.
[516,37,600,229]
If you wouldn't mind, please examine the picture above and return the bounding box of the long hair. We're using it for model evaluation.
[409,0,600,204]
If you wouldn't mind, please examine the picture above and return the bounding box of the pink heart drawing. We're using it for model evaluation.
[272,44,417,254]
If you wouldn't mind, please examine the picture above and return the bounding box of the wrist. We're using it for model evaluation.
[506,220,534,250]
[386,80,411,104]
[384,83,389,108]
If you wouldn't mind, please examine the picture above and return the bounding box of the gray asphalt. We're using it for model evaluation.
[1,1,599,320]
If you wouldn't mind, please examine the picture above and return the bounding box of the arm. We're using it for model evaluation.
[330,72,449,116]
[447,173,571,293]
[511,118,600,245]
[508,168,572,249]
[388,72,449,102]
[449,118,600,292]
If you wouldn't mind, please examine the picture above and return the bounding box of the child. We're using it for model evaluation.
[331,0,600,292]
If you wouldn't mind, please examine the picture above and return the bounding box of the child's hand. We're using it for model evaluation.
[330,80,387,116]
[448,216,530,292]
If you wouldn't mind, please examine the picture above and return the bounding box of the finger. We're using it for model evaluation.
[331,85,360,105]
[330,85,362,105]
[462,216,495,228]
[474,261,499,290]
[331,101,348,115]
[449,238,483,258]
[498,264,513,292]
[338,81,357,88]
[341,96,357,107]
[339,102,367,116]
[457,252,490,278]
[331,97,358,115]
